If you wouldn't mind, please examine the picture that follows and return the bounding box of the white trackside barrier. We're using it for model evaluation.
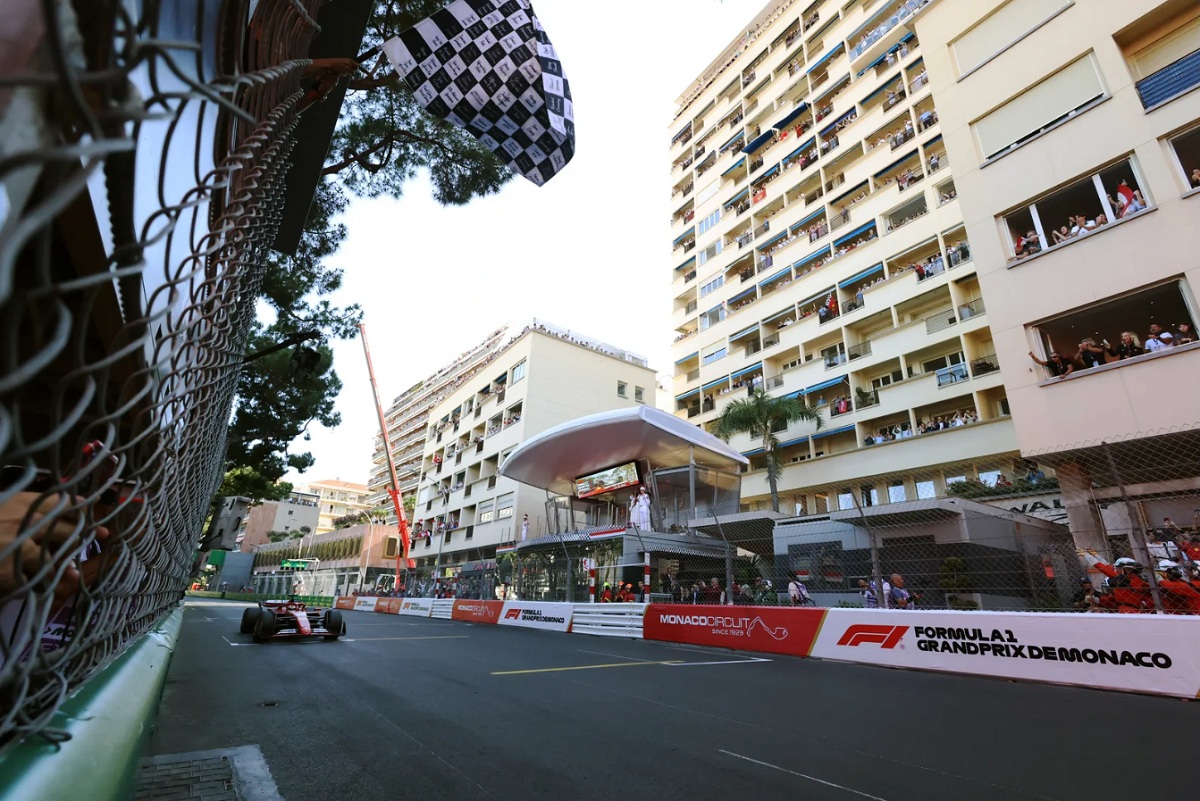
[431,599,455,620]
[570,603,647,638]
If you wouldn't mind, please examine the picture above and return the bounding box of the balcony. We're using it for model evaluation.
[970,353,1000,378]
[850,0,928,62]
[925,308,957,334]
[958,298,986,321]
[847,340,873,361]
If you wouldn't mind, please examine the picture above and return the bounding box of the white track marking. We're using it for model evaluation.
[719,750,891,801]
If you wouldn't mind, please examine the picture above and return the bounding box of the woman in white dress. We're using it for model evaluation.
[632,486,652,529]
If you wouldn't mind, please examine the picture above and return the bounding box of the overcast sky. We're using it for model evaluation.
[287,0,767,487]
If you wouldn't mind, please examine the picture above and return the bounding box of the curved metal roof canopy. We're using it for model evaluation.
[499,406,748,495]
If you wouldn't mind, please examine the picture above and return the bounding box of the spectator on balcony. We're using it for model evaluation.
[1050,225,1072,245]
[1075,338,1108,369]
[1145,325,1174,352]
[1107,331,1143,360]
[995,474,1013,488]
[1174,323,1195,345]
[1113,180,1147,218]
[1029,349,1074,378]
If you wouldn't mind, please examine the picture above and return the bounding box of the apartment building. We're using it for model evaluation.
[234,489,321,553]
[669,0,1021,514]
[911,0,1200,545]
[412,322,657,573]
[367,326,512,520]
[295,479,371,535]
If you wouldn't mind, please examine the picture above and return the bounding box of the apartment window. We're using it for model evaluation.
[837,489,855,511]
[497,493,514,520]
[1003,157,1151,262]
[697,208,722,235]
[813,492,829,514]
[978,469,1003,487]
[634,386,645,403]
[1119,7,1200,109]
[887,480,907,503]
[699,305,726,330]
[945,475,968,487]
[1167,125,1200,191]
[915,478,936,500]
[951,0,1072,76]
[871,369,904,390]
[511,360,526,384]
[975,53,1105,161]
[478,501,495,523]
[698,240,723,266]
[617,381,628,398]
[700,275,725,297]
[1030,279,1196,380]
[702,346,727,365]
[861,485,879,507]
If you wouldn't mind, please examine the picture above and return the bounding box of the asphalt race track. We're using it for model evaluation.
[148,600,1199,801]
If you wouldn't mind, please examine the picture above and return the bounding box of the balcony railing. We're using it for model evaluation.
[936,362,970,387]
[958,298,986,320]
[765,375,786,390]
[847,340,873,360]
[850,0,928,60]
[824,352,848,370]
[686,368,700,381]
[926,309,957,334]
[970,353,1000,377]
[762,335,780,349]
[753,221,770,239]
[684,270,697,282]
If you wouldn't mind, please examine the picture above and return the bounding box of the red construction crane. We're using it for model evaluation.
[360,323,415,587]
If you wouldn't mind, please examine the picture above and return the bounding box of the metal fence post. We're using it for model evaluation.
[1102,441,1164,614]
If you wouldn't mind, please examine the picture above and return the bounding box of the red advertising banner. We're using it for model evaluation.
[643,604,827,657]
[333,597,355,610]
[375,598,403,614]
[451,599,504,624]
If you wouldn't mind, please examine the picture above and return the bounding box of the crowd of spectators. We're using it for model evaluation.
[1013,181,1148,259]
[1031,321,1195,378]
[852,0,930,57]
[864,409,979,444]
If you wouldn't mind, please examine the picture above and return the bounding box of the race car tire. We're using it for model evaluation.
[253,608,277,642]
[240,607,261,634]
[322,610,344,641]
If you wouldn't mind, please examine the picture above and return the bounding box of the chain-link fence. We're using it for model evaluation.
[1,0,322,745]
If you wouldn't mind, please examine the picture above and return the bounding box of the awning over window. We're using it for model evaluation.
[673,227,695,246]
[813,423,855,440]
[772,102,809,131]
[777,436,810,450]
[724,188,750,208]
[782,136,816,163]
[732,361,763,379]
[763,306,796,325]
[703,376,730,391]
[722,157,746,177]
[729,289,758,306]
[675,256,696,272]
[806,42,845,75]
[794,246,831,272]
[797,284,835,309]
[820,109,856,137]
[753,163,780,183]
[720,131,746,152]
[790,207,826,231]
[829,179,869,208]
[834,221,877,248]
[805,376,847,395]
[758,231,787,251]
[742,130,776,154]
[759,266,793,287]
[923,134,943,149]
[838,263,884,288]
[873,148,918,179]
[730,322,759,339]
[676,388,700,402]
[674,351,699,364]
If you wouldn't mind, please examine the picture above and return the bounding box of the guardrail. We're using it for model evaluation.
[570,604,647,638]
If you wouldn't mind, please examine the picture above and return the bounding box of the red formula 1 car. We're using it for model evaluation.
[239,598,346,642]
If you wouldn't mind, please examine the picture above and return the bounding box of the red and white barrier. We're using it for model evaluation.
[497,601,573,632]
[643,604,824,658]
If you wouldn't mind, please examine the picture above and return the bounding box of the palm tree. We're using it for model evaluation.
[714,389,822,512]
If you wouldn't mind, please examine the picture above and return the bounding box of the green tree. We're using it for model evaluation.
[714,390,822,513]
[267,530,289,543]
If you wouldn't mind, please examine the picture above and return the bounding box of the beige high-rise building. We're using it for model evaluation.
[413,321,657,573]
[669,0,1021,515]
[911,0,1200,544]
[367,326,512,521]
[295,479,371,535]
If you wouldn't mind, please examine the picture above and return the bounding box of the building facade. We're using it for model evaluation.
[912,0,1200,548]
[669,0,1022,515]
[412,321,657,575]
[249,523,395,597]
[295,478,371,535]
[234,489,321,553]
[367,326,513,520]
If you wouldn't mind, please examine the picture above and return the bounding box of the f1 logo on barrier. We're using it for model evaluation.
[504,608,522,620]
[837,624,908,649]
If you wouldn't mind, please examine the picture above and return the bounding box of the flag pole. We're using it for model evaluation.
[360,323,414,590]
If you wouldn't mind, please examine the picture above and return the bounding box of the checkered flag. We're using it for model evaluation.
[382,0,574,186]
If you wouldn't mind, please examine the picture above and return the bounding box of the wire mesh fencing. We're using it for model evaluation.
[0,0,322,746]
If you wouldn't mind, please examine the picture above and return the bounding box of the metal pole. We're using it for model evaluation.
[1101,442,1163,613]
[710,507,735,606]
[852,494,887,609]
[359,323,413,588]
[643,551,651,603]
